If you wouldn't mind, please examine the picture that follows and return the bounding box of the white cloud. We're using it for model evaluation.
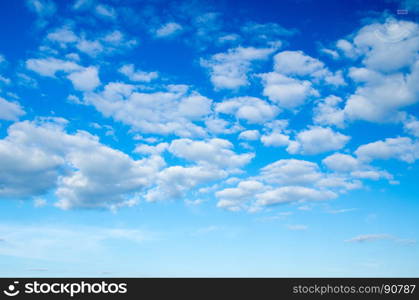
[273,50,325,76]
[288,127,350,155]
[260,132,290,147]
[119,64,158,82]
[355,137,419,163]
[215,156,364,212]
[259,72,318,109]
[155,22,183,38]
[313,95,345,128]
[330,19,419,123]
[216,180,264,211]
[45,27,136,57]
[0,97,25,121]
[84,83,212,137]
[145,165,226,202]
[67,66,100,91]
[168,138,254,169]
[26,57,81,77]
[324,70,345,86]
[322,153,359,172]
[76,39,104,57]
[322,152,394,184]
[47,26,78,44]
[255,186,337,207]
[403,116,419,137]
[238,130,260,141]
[215,96,279,124]
[201,46,277,89]
[260,159,321,186]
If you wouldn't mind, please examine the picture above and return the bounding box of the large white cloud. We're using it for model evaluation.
[216,180,264,211]
[0,119,164,210]
[260,132,290,147]
[332,19,419,123]
[215,158,359,212]
[343,19,419,73]
[271,50,345,85]
[344,64,419,122]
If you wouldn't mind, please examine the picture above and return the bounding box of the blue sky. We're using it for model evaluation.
[0,0,418,277]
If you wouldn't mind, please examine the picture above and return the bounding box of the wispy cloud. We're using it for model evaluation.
[327,208,356,214]
[287,225,308,231]
[345,234,417,244]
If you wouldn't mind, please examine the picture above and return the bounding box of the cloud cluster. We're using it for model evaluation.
[215,158,362,212]
[0,119,164,210]
[334,19,419,123]
[84,83,212,137]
